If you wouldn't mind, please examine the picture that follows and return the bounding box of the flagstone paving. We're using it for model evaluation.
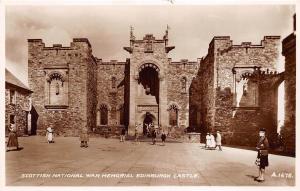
[5,136,295,186]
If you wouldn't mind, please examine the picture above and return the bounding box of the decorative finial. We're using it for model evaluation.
[165,25,170,38]
[130,25,135,40]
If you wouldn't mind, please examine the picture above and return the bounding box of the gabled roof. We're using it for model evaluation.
[5,69,32,92]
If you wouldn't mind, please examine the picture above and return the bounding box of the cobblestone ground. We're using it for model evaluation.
[5,136,295,186]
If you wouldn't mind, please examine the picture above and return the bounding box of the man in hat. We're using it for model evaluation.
[255,128,269,182]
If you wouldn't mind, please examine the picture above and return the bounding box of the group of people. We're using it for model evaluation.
[205,131,222,151]
[133,124,167,145]
[6,122,270,183]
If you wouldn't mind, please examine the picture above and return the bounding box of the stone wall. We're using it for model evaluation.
[189,46,215,136]
[96,59,126,127]
[190,36,282,146]
[28,38,95,136]
[5,86,31,136]
[282,30,296,155]
[167,59,199,129]
[86,54,98,133]
[213,36,281,146]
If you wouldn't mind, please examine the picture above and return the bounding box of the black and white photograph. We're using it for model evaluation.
[1,0,298,190]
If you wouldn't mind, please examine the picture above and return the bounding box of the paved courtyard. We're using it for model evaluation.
[5,136,295,186]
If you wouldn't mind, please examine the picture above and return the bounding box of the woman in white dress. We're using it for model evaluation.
[210,133,216,149]
[46,127,54,143]
[205,133,211,148]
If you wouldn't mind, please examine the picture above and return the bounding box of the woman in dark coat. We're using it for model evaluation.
[255,128,269,182]
[161,131,166,146]
[152,129,157,145]
[7,123,19,151]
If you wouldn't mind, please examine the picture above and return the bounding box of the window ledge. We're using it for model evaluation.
[45,105,68,109]
[144,50,153,53]
[232,106,260,110]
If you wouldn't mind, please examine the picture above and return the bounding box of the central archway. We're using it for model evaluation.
[138,63,160,103]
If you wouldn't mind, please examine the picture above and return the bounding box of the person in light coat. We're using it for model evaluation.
[209,133,216,149]
[80,127,89,148]
[216,131,222,151]
[46,127,54,143]
[205,133,211,148]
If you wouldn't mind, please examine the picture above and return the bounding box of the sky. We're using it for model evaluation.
[5,4,295,85]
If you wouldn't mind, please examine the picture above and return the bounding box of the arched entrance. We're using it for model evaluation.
[135,63,160,134]
[143,112,156,135]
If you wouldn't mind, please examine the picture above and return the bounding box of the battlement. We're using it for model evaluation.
[28,38,92,49]
[213,35,281,55]
[96,59,126,65]
[168,58,198,65]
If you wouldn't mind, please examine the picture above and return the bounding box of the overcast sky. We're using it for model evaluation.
[5,5,295,85]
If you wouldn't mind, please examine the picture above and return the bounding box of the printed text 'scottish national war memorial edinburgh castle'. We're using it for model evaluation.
[5,15,295,155]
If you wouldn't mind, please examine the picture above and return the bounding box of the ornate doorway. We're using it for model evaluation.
[143,112,155,135]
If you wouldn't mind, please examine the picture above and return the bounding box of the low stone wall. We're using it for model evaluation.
[183,132,201,143]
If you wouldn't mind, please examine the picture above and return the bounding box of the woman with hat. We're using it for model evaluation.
[255,128,269,182]
[6,122,19,151]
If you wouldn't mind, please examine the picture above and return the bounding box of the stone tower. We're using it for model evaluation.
[124,28,175,135]
[28,38,97,136]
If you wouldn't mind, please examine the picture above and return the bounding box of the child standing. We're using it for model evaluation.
[80,127,89,148]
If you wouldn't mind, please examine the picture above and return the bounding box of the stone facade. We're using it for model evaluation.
[95,59,127,135]
[190,36,282,146]
[123,32,199,135]
[167,59,200,134]
[281,14,296,155]
[5,69,32,136]
[28,38,97,136]
[27,27,295,151]
[28,31,199,137]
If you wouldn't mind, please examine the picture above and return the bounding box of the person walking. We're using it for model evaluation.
[6,122,19,152]
[120,126,126,142]
[216,131,222,151]
[152,129,157,145]
[161,131,167,146]
[80,127,89,148]
[135,124,140,144]
[46,127,54,143]
[255,128,269,182]
[205,132,210,149]
[209,133,216,149]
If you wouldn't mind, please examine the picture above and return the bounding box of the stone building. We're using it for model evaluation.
[190,36,283,146]
[28,29,199,136]
[5,69,32,136]
[28,38,97,136]
[281,14,296,155]
[28,26,295,150]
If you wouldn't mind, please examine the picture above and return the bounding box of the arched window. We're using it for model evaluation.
[47,72,65,105]
[169,104,179,126]
[100,104,108,125]
[181,77,187,93]
[111,77,116,89]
